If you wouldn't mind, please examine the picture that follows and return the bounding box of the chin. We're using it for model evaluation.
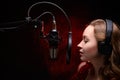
[80,57,87,61]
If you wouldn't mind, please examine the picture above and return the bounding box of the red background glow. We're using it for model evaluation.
[1,0,120,80]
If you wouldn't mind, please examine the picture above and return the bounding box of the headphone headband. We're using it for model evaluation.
[105,19,113,45]
[98,19,113,55]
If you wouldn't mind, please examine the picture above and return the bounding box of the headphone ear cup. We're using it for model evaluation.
[98,41,105,54]
[98,41,112,55]
[66,31,72,64]
[98,19,113,55]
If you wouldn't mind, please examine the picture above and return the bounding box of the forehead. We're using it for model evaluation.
[83,25,94,36]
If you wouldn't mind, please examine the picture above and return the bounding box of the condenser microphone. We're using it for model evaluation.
[46,19,60,59]
[27,1,72,63]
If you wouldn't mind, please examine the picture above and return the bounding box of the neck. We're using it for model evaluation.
[89,55,105,77]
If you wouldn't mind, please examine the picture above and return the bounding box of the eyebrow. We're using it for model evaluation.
[83,35,88,40]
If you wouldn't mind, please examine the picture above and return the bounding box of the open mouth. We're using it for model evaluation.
[79,50,84,55]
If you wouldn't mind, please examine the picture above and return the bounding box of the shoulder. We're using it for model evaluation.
[77,61,87,71]
[77,61,91,73]
[70,62,91,80]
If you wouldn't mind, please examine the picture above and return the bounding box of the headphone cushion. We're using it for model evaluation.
[98,41,112,55]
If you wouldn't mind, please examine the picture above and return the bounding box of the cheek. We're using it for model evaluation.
[84,43,98,56]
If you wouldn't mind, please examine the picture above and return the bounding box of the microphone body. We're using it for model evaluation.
[47,29,60,59]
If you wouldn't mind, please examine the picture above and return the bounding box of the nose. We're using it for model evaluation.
[77,40,83,48]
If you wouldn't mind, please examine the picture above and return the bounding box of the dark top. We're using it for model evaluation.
[70,62,91,80]
[70,62,120,80]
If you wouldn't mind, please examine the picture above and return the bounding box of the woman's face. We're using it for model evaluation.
[77,25,99,61]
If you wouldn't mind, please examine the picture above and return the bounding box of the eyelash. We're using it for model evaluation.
[84,39,88,43]
[84,41,88,43]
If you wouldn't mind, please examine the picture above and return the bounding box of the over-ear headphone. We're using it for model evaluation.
[98,19,113,55]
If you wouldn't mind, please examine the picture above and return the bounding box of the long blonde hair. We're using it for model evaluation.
[89,19,120,80]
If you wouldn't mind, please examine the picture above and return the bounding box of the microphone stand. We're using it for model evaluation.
[0,17,32,32]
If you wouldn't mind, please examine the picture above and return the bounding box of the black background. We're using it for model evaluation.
[0,0,120,23]
[1,0,120,80]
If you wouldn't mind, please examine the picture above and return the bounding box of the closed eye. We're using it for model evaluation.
[84,40,88,43]
[83,35,89,43]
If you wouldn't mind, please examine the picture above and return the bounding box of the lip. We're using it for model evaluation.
[79,50,84,55]
[80,52,83,55]
[79,49,83,53]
